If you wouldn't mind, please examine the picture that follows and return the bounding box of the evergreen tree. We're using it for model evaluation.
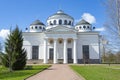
[0,26,27,71]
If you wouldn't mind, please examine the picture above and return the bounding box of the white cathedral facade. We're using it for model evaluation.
[23,10,101,64]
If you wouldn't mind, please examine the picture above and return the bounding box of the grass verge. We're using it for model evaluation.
[70,64,120,80]
[0,65,50,80]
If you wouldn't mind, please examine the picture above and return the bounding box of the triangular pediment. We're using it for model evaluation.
[45,26,76,33]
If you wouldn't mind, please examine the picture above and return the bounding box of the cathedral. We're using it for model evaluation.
[23,10,101,64]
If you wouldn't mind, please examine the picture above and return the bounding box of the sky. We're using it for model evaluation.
[0,0,106,40]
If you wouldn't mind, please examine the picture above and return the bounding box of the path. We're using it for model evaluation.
[26,64,84,80]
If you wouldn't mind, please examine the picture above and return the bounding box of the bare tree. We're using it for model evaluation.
[103,0,120,51]
[0,42,2,52]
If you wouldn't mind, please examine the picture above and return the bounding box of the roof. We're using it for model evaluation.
[47,10,74,20]
[30,20,45,25]
[76,19,91,25]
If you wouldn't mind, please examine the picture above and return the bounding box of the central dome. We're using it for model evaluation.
[48,10,74,20]
[47,10,74,29]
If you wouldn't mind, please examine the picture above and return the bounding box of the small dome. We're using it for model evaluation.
[48,10,74,20]
[30,20,45,25]
[75,19,92,32]
[76,19,91,25]
[29,20,46,32]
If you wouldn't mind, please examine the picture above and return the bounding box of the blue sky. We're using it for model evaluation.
[0,0,105,39]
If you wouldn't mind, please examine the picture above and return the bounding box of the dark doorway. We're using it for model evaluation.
[32,46,39,60]
[49,48,54,60]
[82,45,89,63]
[67,48,73,63]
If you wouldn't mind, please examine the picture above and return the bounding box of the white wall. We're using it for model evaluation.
[77,32,100,59]
[23,31,100,60]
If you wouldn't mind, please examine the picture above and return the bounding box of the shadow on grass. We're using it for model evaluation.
[0,65,50,80]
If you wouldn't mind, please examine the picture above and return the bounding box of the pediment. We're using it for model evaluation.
[45,26,76,33]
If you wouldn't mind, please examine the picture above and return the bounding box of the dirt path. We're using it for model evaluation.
[26,64,84,80]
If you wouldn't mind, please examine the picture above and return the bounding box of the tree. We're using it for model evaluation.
[0,42,2,52]
[0,26,27,72]
[116,51,120,63]
[103,0,120,51]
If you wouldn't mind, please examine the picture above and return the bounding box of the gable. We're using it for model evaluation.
[45,26,76,33]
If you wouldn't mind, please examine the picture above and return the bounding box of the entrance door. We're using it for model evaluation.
[49,48,53,60]
[67,48,73,63]
[82,45,89,63]
[32,46,39,60]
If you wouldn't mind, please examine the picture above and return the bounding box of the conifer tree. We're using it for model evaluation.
[0,26,27,71]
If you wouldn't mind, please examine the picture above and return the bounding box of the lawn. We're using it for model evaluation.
[0,65,50,80]
[70,64,120,80]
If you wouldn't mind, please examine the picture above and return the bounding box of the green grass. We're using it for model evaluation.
[0,65,50,80]
[70,64,120,80]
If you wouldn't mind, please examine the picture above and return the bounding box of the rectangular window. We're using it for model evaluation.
[82,45,89,61]
[49,48,54,60]
[32,46,39,60]
[67,48,72,59]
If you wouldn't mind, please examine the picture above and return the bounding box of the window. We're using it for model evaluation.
[68,39,72,44]
[53,20,56,25]
[79,26,81,29]
[50,21,53,25]
[87,26,89,29]
[35,26,37,29]
[82,45,89,63]
[39,26,42,29]
[32,46,39,60]
[43,27,45,31]
[59,19,62,25]
[64,20,67,25]
[83,26,86,29]
[31,26,33,29]
[67,48,72,60]
[49,40,53,44]
[59,39,63,44]
[68,21,71,25]
[49,48,53,60]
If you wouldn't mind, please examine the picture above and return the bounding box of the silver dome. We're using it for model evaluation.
[48,10,74,20]
[76,19,91,25]
[30,20,45,25]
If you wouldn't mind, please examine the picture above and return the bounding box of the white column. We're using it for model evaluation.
[53,39,57,64]
[73,39,77,64]
[43,39,48,64]
[63,39,67,64]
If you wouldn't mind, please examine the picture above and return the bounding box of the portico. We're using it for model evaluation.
[43,37,77,64]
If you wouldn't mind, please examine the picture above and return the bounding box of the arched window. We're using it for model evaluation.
[39,26,42,29]
[64,20,67,25]
[83,26,86,29]
[53,20,56,25]
[79,26,81,29]
[68,21,71,25]
[59,19,62,25]
[50,21,53,25]
[87,26,89,29]
[43,27,45,31]
[31,26,33,29]
[35,26,37,29]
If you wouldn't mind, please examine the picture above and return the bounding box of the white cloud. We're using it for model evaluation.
[82,13,96,24]
[0,29,10,39]
[94,27,105,31]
